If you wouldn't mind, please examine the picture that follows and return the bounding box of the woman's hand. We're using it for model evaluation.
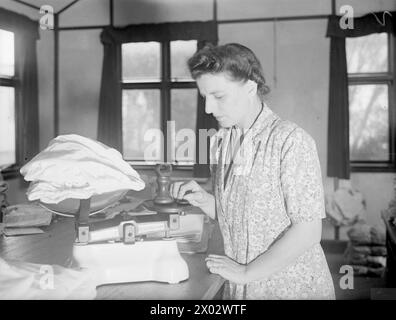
[170,180,215,219]
[205,254,249,285]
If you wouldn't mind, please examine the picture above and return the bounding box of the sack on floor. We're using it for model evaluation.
[346,255,386,268]
[351,245,387,257]
[351,265,385,277]
[347,222,385,246]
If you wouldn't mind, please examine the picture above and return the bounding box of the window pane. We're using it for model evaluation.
[0,86,15,167]
[346,33,388,73]
[171,89,197,163]
[0,29,14,77]
[122,89,161,161]
[349,84,389,161]
[122,42,161,82]
[170,40,197,81]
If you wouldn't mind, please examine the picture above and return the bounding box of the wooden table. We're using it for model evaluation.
[0,214,225,300]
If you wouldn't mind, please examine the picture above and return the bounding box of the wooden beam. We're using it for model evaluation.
[58,25,108,31]
[54,13,59,137]
[12,0,40,10]
[110,0,114,26]
[57,0,80,15]
[213,0,217,22]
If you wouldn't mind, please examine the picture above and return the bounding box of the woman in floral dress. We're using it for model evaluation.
[170,43,335,300]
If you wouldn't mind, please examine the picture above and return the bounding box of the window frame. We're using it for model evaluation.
[0,27,18,178]
[348,33,396,173]
[121,40,197,168]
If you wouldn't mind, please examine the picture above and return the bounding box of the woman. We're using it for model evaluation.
[170,43,335,300]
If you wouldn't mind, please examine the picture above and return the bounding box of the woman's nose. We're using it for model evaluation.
[205,98,216,115]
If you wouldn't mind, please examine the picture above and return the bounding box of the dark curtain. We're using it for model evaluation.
[0,8,39,166]
[326,12,396,179]
[98,35,122,151]
[98,21,218,174]
[327,35,350,179]
[193,40,218,178]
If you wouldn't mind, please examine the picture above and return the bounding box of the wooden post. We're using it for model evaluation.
[334,177,340,240]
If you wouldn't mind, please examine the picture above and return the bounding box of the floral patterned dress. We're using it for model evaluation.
[210,104,335,300]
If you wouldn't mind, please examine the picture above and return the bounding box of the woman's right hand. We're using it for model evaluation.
[170,180,216,219]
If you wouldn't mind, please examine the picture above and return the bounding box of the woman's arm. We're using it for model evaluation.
[205,219,322,284]
[245,219,322,282]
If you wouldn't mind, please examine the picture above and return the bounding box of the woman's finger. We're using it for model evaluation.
[177,180,200,199]
[169,181,183,199]
[206,264,224,272]
[206,259,223,267]
[209,267,221,274]
[208,267,217,274]
[206,255,228,261]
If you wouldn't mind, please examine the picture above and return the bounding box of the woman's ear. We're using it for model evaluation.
[246,80,258,98]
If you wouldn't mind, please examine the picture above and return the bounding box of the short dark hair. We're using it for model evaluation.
[187,43,270,100]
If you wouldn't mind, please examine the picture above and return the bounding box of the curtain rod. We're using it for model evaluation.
[56,14,331,31]
[58,0,80,15]
[218,14,329,24]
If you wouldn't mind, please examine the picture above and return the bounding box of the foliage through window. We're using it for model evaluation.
[346,33,395,171]
[0,28,16,169]
[121,40,197,165]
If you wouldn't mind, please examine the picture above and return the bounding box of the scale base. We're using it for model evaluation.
[143,199,192,214]
[73,239,189,285]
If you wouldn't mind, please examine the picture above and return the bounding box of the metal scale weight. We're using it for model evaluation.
[62,164,195,285]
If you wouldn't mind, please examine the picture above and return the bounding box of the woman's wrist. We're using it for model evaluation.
[244,262,267,284]
[199,193,216,219]
[243,265,253,283]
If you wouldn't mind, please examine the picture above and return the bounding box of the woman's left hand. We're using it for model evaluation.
[205,254,249,285]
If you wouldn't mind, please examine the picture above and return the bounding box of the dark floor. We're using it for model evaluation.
[321,240,388,300]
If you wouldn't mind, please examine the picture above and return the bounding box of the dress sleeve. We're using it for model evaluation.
[280,127,326,224]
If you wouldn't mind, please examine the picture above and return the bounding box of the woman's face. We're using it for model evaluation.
[196,72,253,128]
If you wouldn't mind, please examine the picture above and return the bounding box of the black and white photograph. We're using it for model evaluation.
[0,0,395,308]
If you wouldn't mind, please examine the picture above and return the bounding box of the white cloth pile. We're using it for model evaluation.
[20,135,145,204]
[344,222,387,277]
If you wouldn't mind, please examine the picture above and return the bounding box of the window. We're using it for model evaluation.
[346,33,395,171]
[121,40,198,165]
[0,28,16,170]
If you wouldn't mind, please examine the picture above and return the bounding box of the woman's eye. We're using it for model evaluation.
[215,95,224,99]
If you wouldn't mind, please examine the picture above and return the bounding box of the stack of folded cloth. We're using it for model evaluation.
[344,222,387,277]
[20,134,145,204]
[1,204,53,236]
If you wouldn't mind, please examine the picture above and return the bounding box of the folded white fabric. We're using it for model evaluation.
[20,134,145,204]
[0,257,97,299]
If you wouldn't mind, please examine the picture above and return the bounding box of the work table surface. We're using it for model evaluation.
[0,215,226,300]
